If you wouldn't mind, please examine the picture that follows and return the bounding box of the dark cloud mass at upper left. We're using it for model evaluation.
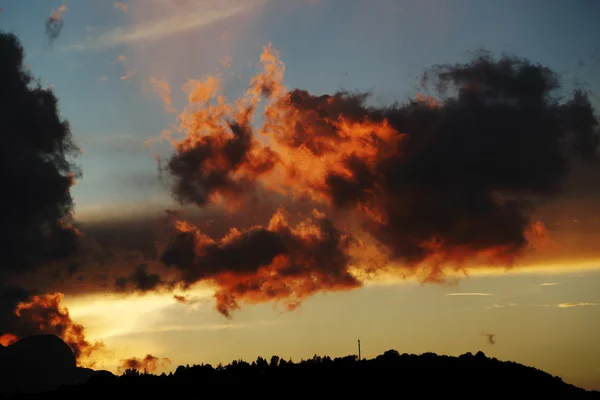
[0,31,92,359]
[0,31,81,280]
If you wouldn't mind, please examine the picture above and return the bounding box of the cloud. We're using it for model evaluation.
[172,294,208,306]
[103,321,272,340]
[150,44,600,318]
[121,68,138,80]
[481,332,496,345]
[446,293,493,296]
[118,354,170,373]
[0,32,82,281]
[173,295,187,303]
[7,23,599,324]
[0,290,104,367]
[66,0,262,51]
[107,55,138,81]
[539,282,558,286]
[45,5,67,45]
[115,264,165,293]
[485,303,517,311]
[161,208,358,318]
[557,302,598,308]
[149,77,177,114]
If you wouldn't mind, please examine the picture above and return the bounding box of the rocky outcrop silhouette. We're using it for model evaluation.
[0,335,105,396]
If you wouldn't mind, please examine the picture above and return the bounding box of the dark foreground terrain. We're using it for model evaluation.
[1,335,599,399]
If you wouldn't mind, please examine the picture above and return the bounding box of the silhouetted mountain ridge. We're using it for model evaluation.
[2,335,599,399]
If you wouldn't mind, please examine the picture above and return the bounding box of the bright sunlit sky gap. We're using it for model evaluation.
[1,0,600,391]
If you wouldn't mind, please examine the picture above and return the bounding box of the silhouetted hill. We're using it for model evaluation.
[0,335,103,396]
[4,342,599,399]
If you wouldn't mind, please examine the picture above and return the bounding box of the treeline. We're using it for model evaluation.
[10,350,600,399]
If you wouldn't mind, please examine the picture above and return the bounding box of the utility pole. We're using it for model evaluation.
[357,339,361,361]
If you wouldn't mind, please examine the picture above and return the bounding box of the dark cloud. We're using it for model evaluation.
[115,264,164,293]
[482,332,496,345]
[318,53,598,274]
[161,208,358,318]
[172,294,209,306]
[157,46,599,317]
[0,32,81,281]
[165,118,279,208]
[76,217,161,259]
[45,6,67,45]
[118,354,171,373]
[173,294,187,303]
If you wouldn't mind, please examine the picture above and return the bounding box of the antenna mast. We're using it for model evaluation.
[357,339,361,360]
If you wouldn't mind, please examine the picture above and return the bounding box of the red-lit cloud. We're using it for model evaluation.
[0,292,104,367]
[151,44,599,317]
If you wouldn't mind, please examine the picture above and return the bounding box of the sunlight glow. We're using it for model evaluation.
[64,288,213,339]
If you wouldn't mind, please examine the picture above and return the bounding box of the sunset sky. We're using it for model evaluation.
[1,0,600,391]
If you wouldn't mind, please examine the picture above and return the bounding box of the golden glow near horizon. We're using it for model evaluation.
[59,261,600,390]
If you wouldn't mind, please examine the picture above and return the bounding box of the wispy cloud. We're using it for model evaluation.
[485,303,518,311]
[149,77,177,114]
[65,0,261,51]
[106,55,138,81]
[557,302,598,308]
[121,68,138,80]
[481,332,496,345]
[539,282,558,286]
[219,56,232,68]
[445,292,492,296]
[102,321,277,339]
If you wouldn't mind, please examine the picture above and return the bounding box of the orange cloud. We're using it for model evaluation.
[121,68,138,81]
[50,5,67,21]
[8,293,104,367]
[162,208,359,318]
[150,77,177,114]
[108,55,137,81]
[150,44,600,318]
[0,333,18,346]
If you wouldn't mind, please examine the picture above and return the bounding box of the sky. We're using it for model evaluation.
[1,0,600,391]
